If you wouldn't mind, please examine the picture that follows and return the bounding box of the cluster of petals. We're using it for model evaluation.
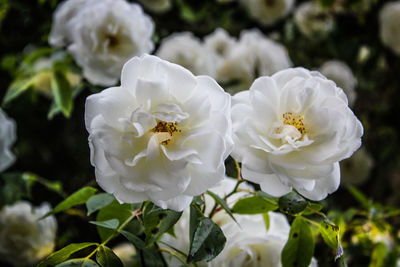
[379,1,400,56]
[85,54,233,211]
[294,1,334,38]
[0,201,57,265]
[49,0,154,86]
[231,68,363,200]
[0,108,16,172]
[157,28,292,94]
[239,0,295,26]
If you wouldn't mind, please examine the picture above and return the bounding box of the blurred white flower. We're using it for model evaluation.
[49,0,89,47]
[231,68,363,200]
[138,0,172,13]
[217,29,292,93]
[112,243,136,267]
[85,54,233,211]
[156,32,217,76]
[0,108,16,172]
[319,60,357,106]
[379,1,400,56]
[340,147,373,185]
[52,0,154,86]
[240,0,295,26]
[294,2,334,38]
[204,28,237,59]
[0,201,57,266]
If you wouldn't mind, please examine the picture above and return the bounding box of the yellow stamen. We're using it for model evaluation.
[282,112,306,135]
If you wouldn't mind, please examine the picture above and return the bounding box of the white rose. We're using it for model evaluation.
[65,0,154,86]
[0,108,16,172]
[319,60,357,107]
[239,0,295,26]
[294,2,334,38]
[85,54,233,211]
[218,29,292,93]
[49,0,89,47]
[0,201,57,266]
[379,1,400,56]
[340,147,373,185]
[156,32,217,77]
[204,28,237,59]
[231,68,363,200]
[138,0,172,13]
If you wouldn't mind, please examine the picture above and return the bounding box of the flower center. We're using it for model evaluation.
[151,120,181,146]
[282,112,306,135]
[106,34,119,48]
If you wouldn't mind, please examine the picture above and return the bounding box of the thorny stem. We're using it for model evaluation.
[85,209,142,259]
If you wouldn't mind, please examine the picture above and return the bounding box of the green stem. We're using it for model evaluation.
[86,209,141,259]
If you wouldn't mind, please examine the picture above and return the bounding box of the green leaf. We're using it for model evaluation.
[96,200,133,241]
[86,193,115,215]
[120,230,145,249]
[319,221,340,251]
[231,196,278,214]
[281,217,315,267]
[22,172,64,197]
[56,258,99,267]
[89,219,119,230]
[187,217,226,263]
[189,204,203,243]
[43,186,97,218]
[143,204,182,244]
[51,69,73,117]
[38,243,98,267]
[139,244,168,267]
[96,246,123,267]
[2,76,35,105]
[279,192,308,215]
[369,242,388,267]
[206,190,237,223]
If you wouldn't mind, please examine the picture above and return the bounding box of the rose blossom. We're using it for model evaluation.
[0,108,16,172]
[51,0,154,86]
[85,54,233,211]
[319,60,357,107]
[379,1,400,56]
[0,201,57,266]
[294,2,334,38]
[156,32,217,77]
[48,0,89,47]
[239,0,295,26]
[231,68,363,200]
[217,29,292,93]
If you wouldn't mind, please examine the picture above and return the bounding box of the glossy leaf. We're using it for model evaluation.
[279,192,308,215]
[2,76,35,105]
[206,190,237,223]
[38,243,98,267]
[86,193,115,215]
[43,187,97,218]
[231,196,278,214]
[89,219,119,230]
[187,217,226,263]
[51,68,73,117]
[96,200,133,241]
[96,246,123,267]
[281,217,315,267]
